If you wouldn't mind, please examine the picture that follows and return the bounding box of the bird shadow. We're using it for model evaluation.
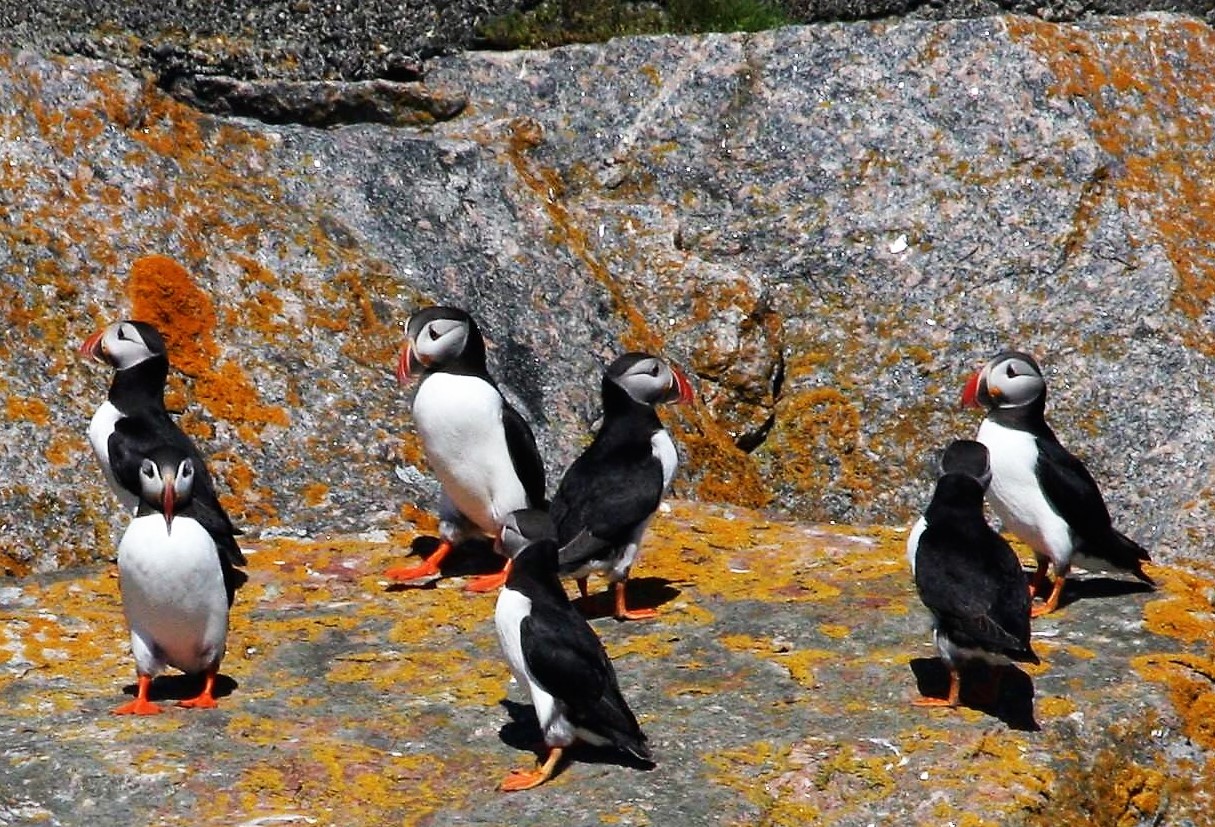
[497,700,656,771]
[1053,575,1156,610]
[384,535,503,591]
[122,672,238,703]
[570,577,681,620]
[909,658,1039,732]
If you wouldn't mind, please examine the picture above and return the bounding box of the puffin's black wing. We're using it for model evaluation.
[915,523,1036,662]
[551,447,664,570]
[1034,436,1152,577]
[109,415,247,568]
[1033,436,1114,540]
[501,402,548,510]
[520,603,651,760]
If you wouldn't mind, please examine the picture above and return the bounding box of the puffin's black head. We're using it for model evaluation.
[939,439,991,489]
[79,320,168,371]
[137,446,196,534]
[497,508,558,560]
[961,350,1044,411]
[395,306,487,383]
[606,352,695,407]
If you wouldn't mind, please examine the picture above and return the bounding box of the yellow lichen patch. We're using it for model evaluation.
[755,386,875,507]
[5,395,50,425]
[607,632,677,661]
[1141,567,1215,644]
[641,502,848,604]
[818,624,850,640]
[1131,654,1215,750]
[705,740,822,824]
[930,732,1051,816]
[1037,696,1077,718]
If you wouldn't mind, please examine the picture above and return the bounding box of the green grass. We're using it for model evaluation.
[476,0,792,50]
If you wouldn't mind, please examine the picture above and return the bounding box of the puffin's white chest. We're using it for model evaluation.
[87,402,137,512]
[977,419,1073,563]
[413,373,528,534]
[652,430,679,492]
[906,515,927,575]
[494,587,581,747]
[118,515,228,674]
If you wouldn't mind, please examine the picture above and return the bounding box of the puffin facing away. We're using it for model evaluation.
[80,320,246,575]
[550,353,693,621]
[389,306,547,593]
[909,440,1038,708]
[963,351,1153,617]
[494,508,653,790]
[114,446,240,714]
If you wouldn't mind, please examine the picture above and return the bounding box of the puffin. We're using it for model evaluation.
[114,445,239,714]
[494,508,653,790]
[962,350,1153,616]
[550,352,693,621]
[80,319,246,577]
[908,439,1039,708]
[389,306,547,592]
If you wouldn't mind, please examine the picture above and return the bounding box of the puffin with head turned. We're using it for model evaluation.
[962,350,1153,617]
[494,508,653,790]
[114,445,240,714]
[908,439,1038,708]
[389,306,547,593]
[80,319,246,576]
[550,352,693,621]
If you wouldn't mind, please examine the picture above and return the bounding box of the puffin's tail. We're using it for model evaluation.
[1107,530,1155,587]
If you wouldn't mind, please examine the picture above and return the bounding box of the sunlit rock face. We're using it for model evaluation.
[1,15,1214,573]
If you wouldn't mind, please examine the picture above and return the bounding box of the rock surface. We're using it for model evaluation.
[2,16,1215,574]
[2,502,1213,825]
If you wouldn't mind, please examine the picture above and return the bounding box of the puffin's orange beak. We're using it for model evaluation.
[396,342,428,384]
[80,329,106,362]
[669,364,695,405]
[161,476,176,535]
[961,370,982,408]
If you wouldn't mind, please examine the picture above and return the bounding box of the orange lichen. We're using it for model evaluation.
[4,395,50,425]
[127,254,219,378]
[1008,18,1215,355]
[302,482,331,507]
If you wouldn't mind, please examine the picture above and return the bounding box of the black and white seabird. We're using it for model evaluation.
[389,306,547,592]
[114,446,239,714]
[494,508,653,790]
[80,320,246,577]
[962,351,1153,617]
[550,352,693,621]
[908,439,1039,707]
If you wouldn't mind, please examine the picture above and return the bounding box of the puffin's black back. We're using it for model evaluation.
[551,373,666,557]
[915,472,1037,663]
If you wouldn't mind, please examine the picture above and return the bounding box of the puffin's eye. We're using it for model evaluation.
[649,363,660,377]
[117,327,129,342]
[1006,364,1018,378]
[428,325,440,340]
[141,462,155,478]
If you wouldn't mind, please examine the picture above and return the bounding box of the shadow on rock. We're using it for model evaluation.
[384,535,503,591]
[123,673,239,703]
[910,658,1039,732]
[1054,575,1156,611]
[571,577,681,619]
[497,700,656,771]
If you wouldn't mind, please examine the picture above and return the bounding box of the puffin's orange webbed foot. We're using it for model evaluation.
[386,540,452,582]
[1031,576,1066,617]
[465,560,511,593]
[499,747,563,792]
[613,581,657,622]
[113,674,163,715]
